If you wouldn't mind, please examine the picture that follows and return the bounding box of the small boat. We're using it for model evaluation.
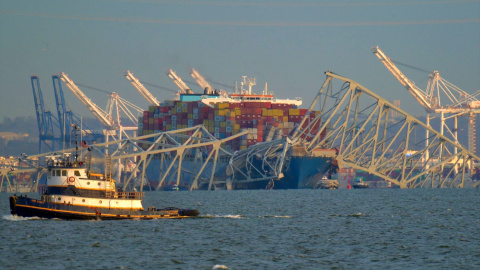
[315,175,338,189]
[352,178,369,189]
[9,152,199,220]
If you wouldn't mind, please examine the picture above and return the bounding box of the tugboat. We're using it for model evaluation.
[352,178,369,189]
[9,131,199,220]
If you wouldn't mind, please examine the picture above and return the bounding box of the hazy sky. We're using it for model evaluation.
[1,0,479,126]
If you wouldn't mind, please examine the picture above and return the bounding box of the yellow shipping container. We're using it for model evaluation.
[218,109,225,116]
[143,130,149,135]
[188,114,193,119]
[182,107,187,113]
[289,108,299,116]
[240,146,247,150]
[149,118,154,124]
[220,122,226,127]
[149,106,156,112]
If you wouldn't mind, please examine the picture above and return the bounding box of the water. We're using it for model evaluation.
[1,189,479,269]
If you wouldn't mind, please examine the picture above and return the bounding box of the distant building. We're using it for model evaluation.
[0,132,29,142]
[391,100,401,118]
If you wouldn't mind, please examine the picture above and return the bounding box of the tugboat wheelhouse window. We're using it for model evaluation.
[56,170,61,176]
[62,170,67,176]
[74,171,81,176]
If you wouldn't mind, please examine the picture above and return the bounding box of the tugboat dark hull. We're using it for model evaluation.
[9,196,199,220]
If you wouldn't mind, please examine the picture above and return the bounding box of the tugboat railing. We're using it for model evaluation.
[110,191,144,200]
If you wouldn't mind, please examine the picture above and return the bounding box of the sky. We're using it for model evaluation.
[0,0,479,127]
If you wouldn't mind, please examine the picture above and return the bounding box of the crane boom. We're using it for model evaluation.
[52,74,74,143]
[166,69,189,94]
[58,72,114,128]
[123,70,160,106]
[372,46,434,112]
[31,75,57,152]
[189,68,214,94]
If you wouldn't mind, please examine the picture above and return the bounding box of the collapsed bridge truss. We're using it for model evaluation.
[1,126,248,192]
[293,71,480,188]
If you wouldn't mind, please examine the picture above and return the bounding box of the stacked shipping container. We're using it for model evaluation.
[138,99,321,151]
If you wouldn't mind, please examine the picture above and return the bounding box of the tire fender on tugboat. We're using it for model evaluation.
[9,195,17,215]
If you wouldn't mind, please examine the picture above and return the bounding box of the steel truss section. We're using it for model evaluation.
[0,154,46,193]
[7,126,248,192]
[292,71,480,188]
[226,137,291,187]
[77,125,247,191]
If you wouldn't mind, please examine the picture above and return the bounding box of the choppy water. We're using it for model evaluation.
[1,188,479,270]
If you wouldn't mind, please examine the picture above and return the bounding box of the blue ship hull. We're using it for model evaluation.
[141,154,334,190]
[233,155,334,190]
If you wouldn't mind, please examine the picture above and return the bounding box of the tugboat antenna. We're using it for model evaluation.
[71,124,79,163]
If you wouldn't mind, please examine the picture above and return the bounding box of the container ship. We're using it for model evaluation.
[136,79,336,190]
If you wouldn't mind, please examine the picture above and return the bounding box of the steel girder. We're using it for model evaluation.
[5,125,248,192]
[292,71,480,188]
[226,137,292,188]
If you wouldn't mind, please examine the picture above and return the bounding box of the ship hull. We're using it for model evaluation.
[233,155,334,190]
[9,196,199,220]
[352,184,369,189]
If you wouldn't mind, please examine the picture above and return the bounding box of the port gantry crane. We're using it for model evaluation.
[52,74,104,148]
[372,46,480,155]
[123,70,160,106]
[166,69,193,96]
[31,75,59,153]
[57,72,142,143]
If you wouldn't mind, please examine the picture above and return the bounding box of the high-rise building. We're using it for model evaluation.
[391,100,401,118]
